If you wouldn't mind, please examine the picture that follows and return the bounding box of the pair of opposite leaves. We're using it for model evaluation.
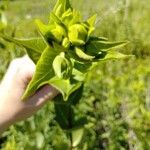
[0,0,130,101]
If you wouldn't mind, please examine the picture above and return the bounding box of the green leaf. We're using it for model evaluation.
[50,12,67,30]
[67,84,83,105]
[72,61,93,82]
[35,19,51,35]
[54,85,83,130]
[86,40,127,56]
[87,14,97,27]
[36,17,67,44]
[62,37,70,49]
[73,61,92,73]
[53,0,72,16]
[68,24,87,46]
[69,10,81,26]
[72,68,86,81]
[97,51,133,61]
[35,19,55,43]
[68,49,93,63]
[0,34,46,53]
[54,4,63,17]
[54,94,73,129]
[87,14,97,38]
[61,8,73,26]
[75,47,95,61]
[88,40,127,51]
[35,132,44,149]
[89,36,108,41]
[22,45,64,100]
[52,52,72,79]
[72,128,84,147]
[83,14,97,40]
[0,34,46,63]
[49,76,82,101]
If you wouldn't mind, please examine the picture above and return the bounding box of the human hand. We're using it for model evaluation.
[0,56,58,133]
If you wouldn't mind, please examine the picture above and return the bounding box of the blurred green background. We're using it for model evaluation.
[0,0,150,149]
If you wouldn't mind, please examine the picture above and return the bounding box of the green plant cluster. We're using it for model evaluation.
[1,0,129,102]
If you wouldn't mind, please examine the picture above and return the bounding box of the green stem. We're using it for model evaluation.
[68,106,73,149]
[69,132,73,150]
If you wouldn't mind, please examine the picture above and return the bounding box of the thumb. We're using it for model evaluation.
[25,85,59,108]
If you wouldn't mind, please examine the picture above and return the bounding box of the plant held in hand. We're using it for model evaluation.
[0,0,129,101]
[0,0,131,148]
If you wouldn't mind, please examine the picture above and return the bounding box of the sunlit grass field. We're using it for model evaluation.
[0,0,150,149]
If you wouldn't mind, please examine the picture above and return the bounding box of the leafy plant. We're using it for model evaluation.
[0,0,129,101]
[0,0,131,149]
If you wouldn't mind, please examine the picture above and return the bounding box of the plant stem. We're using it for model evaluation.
[69,132,73,150]
[68,106,73,149]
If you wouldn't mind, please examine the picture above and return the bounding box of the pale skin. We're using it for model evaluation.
[0,56,59,134]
